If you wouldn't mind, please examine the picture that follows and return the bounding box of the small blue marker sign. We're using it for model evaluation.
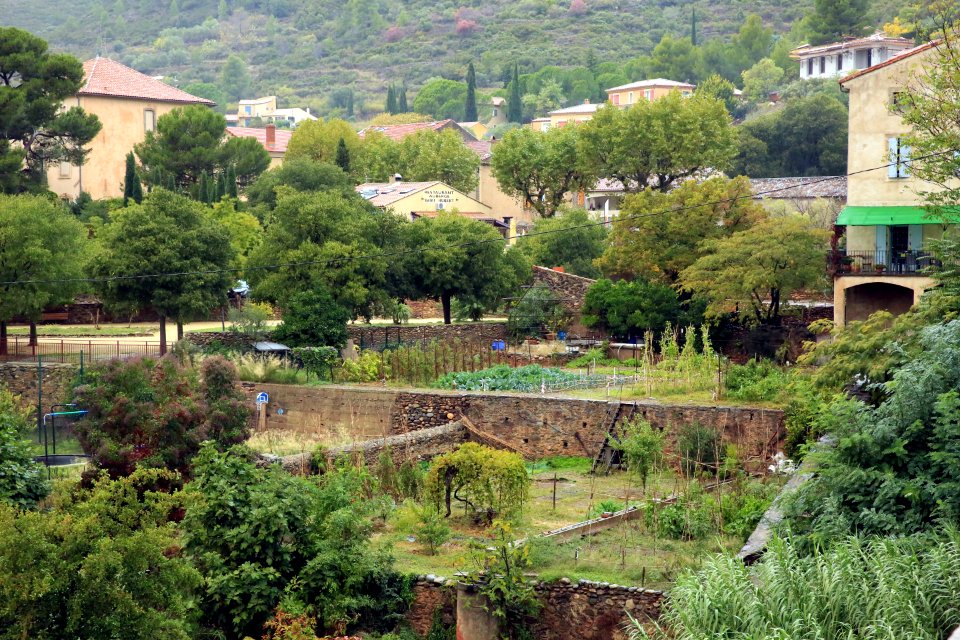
[256,392,269,404]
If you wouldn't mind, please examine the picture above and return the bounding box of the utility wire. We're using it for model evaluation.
[0,150,951,287]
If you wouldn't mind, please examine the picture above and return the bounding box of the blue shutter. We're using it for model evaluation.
[876,226,888,263]
[901,143,911,176]
[888,137,899,178]
[908,224,923,251]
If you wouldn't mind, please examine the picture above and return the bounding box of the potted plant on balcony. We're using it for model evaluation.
[876,264,886,274]
[840,256,855,273]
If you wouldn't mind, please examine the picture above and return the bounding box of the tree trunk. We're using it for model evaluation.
[441,292,452,325]
[28,322,37,347]
[176,320,184,340]
[159,315,167,355]
[0,321,7,356]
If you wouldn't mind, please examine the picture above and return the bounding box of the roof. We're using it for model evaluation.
[549,102,600,116]
[837,205,940,226]
[412,211,507,226]
[605,78,696,92]
[78,57,214,105]
[750,176,847,200]
[267,107,317,120]
[359,119,476,142]
[491,97,506,105]
[839,40,939,85]
[791,32,915,58]
[588,178,626,193]
[464,138,493,162]
[225,126,293,154]
[356,181,442,207]
[239,96,276,105]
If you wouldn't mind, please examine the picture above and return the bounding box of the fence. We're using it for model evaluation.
[0,337,172,363]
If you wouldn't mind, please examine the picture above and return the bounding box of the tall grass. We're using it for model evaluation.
[635,531,960,639]
[229,353,313,385]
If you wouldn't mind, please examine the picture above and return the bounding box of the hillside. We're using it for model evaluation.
[2,0,893,118]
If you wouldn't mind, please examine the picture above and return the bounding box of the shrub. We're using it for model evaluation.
[581,278,686,341]
[677,422,723,477]
[273,288,350,348]
[232,353,311,384]
[724,360,789,402]
[294,346,339,380]
[506,283,571,340]
[415,504,451,555]
[396,460,424,500]
[336,349,385,383]
[652,484,714,540]
[72,356,251,477]
[425,443,530,521]
[0,389,48,509]
[228,301,273,338]
[614,417,664,494]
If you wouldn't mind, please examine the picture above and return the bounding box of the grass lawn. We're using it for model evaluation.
[7,324,154,337]
[374,458,758,589]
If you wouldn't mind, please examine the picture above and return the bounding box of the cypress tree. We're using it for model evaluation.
[386,85,398,114]
[123,152,138,206]
[212,172,223,202]
[131,174,143,204]
[198,171,209,203]
[691,7,698,46]
[507,64,522,123]
[398,85,408,113]
[226,165,238,198]
[464,62,478,121]
[335,138,350,172]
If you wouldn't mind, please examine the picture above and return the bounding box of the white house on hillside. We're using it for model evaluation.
[790,32,915,80]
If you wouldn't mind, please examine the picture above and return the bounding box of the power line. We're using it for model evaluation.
[0,150,951,287]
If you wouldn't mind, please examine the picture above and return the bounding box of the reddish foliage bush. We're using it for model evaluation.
[455,18,479,35]
[384,26,404,42]
[569,0,587,14]
[73,356,250,478]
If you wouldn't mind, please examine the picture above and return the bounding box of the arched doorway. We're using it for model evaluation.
[844,282,916,323]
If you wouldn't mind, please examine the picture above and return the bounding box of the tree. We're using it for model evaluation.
[0,389,48,509]
[220,135,271,190]
[181,81,229,112]
[385,84,398,114]
[741,58,785,103]
[507,64,523,123]
[464,62,478,121]
[246,158,352,211]
[335,137,350,172]
[367,112,434,126]
[491,126,594,218]
[219,54,252,101]
[399,212,513,324]
[398,84,409,112]
[521,79,565,119]
[0,195,86,354]
[806,0,870,44]
[91,190,235,350]
[645,35,702,83]
[516,207,606,277]
[425,443,529,520]
[412,77,468,120]
[597,176,766,283]
[613,417,664,494]
[285,118,361,166]
[135,106,228,192]
[578,94,736,194]
[581,278,686,340]
[0,27,102,193]
[733,94,847,177]
[123,152,143,206]
[680,216,829,325]
[691,6,698,46]
[73,356,250,477]
[272,288,351,348]
[397,129,481,192]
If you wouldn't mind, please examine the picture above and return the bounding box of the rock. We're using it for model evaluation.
[625,599,635,610]
[560,577,571,585]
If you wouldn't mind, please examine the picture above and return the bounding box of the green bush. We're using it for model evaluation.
[724,360,789,402]
[433,364,580,392]
[0,389,48,509]
[273,288,350,348]
[294,346,339,380]
[336,349,385,383]
[676,422,724,477]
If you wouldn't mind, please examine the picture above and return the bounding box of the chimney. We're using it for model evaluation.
[265,123,276,148]
[391,173,403,184]
[583,99,591,104]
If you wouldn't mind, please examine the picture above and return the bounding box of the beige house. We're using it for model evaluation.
[48,57,214,200]
[548,100,600,127]
[605,78,695,107]
[834,41,943,326]
[356,180,517,242]
[487,96,507,127]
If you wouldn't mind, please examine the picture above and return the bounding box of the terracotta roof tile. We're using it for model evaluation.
[79,57,214,105]
[749,176,847,199]
[358,120,460,141]
[225,126,292,154]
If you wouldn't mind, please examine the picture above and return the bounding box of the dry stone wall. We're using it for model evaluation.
[0,362,77,413]
[347,322,508,350]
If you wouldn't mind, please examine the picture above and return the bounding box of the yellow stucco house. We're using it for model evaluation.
[834,41,944,326]
[605,78,695,107]
[547,100,600,128]
[47,57,214,200]
[356,180,517,242]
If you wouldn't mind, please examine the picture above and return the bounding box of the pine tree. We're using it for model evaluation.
[335,138,350,172]
[464,62,478,122]
[226,165,238,198]
[386,85,398,114]
[123,152,138,206]
[398,85,408,113]
[691,6,698,46]
[807,0,870,44]
[507,64,522,123]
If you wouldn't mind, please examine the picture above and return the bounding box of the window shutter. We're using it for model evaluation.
[888,137,899,178]
[901,143,911,176]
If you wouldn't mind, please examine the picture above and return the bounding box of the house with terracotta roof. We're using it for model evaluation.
[791,32,915,80]
[606,78,696,107]
[226,124,292,167]
[548,100,600,128]
[832,40,945,326]
[47,57,214,200]
[356,179,517,241]
[358,119,476,142]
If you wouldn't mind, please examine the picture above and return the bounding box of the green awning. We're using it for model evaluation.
[837,206,941,226]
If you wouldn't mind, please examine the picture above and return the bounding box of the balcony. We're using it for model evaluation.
[832,249,940,276]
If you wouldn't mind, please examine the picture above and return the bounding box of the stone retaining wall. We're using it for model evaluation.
[347,322,508,350]
[0,362,77,413]
[185,332,256,350]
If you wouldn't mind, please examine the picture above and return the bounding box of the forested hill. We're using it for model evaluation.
[3,0,896,119]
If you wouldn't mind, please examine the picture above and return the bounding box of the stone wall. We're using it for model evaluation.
[531,266,595,312]
[347,322,508,350]
[185,332,257,350]
[0,362,77,413]
[407,576,662,640]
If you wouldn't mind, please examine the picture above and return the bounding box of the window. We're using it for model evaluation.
[492,108,498,117]
[888,137,911,178]
[643,89,652,100]
[820,56,826,74]
[867,49,873,67]
[837,53,843,71]
[628,91,634,104]
[144,109,156,132]
[612,93,620,106]
[807,58,814,75]
[891,91,908,112]
[58,161,71,178]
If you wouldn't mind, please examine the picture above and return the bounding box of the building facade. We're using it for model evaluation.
[791,33,915,80]
[605,78,695,107]
[47,57,213,200]
[833,41,943,326]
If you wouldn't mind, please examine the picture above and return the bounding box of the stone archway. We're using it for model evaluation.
[834,275,936,326]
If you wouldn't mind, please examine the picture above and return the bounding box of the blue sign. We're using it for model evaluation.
[491,340,506,351]
[256,392,269,404]
[557,331,567,341]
